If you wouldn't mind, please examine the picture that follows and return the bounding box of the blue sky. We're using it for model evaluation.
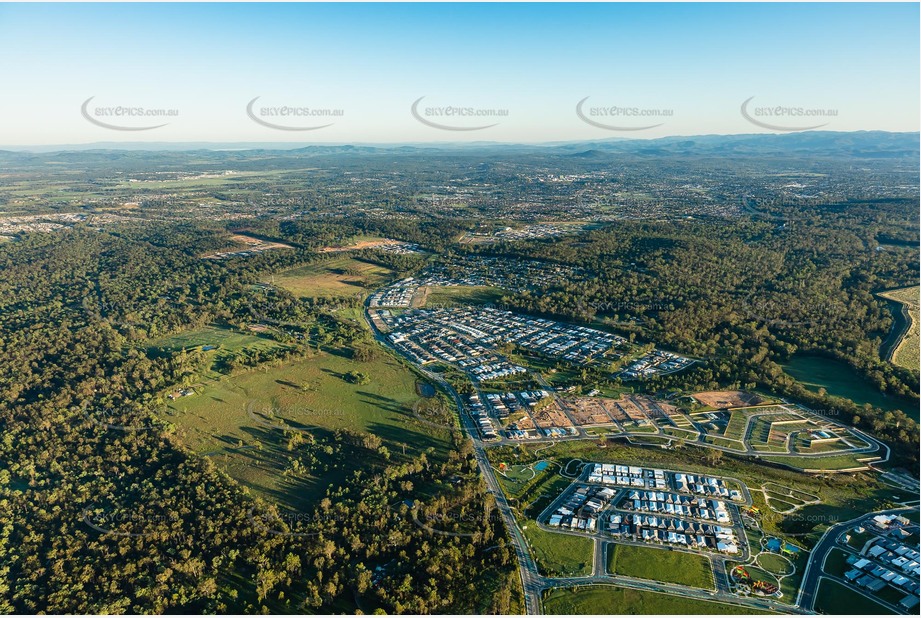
[0,3,918,145]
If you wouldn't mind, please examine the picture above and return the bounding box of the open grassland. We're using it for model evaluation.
[879,286,920,371]
[147,325,291,379]
[520,474,576,520]
[149,324,283,352]
[423,285,506,308]
[782,354,916,418]
[162,347,452,510]
[606,544,714,589]
[761,453,874,471]
[270,255,394,299]
[542,585,773,615]
[521,519,593,577]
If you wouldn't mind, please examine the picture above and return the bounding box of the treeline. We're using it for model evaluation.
[0,226,522,613]
[475,201,919,467]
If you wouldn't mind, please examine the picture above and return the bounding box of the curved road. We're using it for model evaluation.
[796,507,915,612]
[363,301,872,615]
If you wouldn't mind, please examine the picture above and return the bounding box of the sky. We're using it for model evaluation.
[0,2,918,146]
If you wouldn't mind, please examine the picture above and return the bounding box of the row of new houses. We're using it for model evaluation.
[546,485,618,532]
[620,350,694,379]
[675,472,742,501]
[621,490,732,523]
[608,512,740,554]
[466,394,499,441]
[587,464,742,501]
[589,464,669,490]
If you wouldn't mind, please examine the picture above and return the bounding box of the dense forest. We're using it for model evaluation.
[0,226,521,613]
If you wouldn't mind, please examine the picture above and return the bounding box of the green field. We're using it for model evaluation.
[149,324,284,353]
[607,544,714,589]
[814,578,896,615]
[704,435,746,450]
[755,553,794,576]
[147,325,291,379]
[782,354,916,419]
[162,346,452,510]
[423,285,505,307]
[762,453,872,471]
[271,255,394,299]
[520,474,576,520]
[822,548,851,577]
[879,286,920,371]
[723,410,751,440]
[542,585,773,615]
[521,520,593,577]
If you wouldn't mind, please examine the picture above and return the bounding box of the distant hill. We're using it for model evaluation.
[548,131,920,159]
[1,131,917,163]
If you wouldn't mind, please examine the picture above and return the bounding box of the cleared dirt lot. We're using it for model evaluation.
[319,238,404,252]
[635,396,679,420]
[530,401,574,429]
[568,397,615,425]
[692,390,763,408]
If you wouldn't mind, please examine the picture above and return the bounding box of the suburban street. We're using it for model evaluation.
[365,299,827,615]
[365,302,543,614]
[796,507,916,612]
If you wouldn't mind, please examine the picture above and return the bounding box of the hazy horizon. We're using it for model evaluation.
[2,128,919,153]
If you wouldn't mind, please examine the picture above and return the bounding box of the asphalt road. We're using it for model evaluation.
[364,305,543,614]
[361,300,889,616]
[796,506,915,612]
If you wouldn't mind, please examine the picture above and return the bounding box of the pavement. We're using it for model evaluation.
[364,302,543,614]
[361,296,902,616]
[796,506,916,612]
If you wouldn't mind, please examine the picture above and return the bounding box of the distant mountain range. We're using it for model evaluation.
[1,131,918,160]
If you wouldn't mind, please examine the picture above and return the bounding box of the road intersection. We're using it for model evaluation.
[364,299,840,615]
